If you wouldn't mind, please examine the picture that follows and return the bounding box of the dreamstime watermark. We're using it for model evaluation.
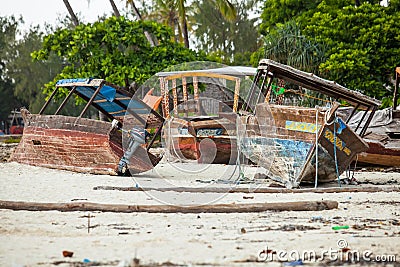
[258,239,397,263]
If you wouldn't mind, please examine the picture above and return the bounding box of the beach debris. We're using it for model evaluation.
[93,184,400,194]
[83,258,91,263]
[284,259,303,266]
[254,173,268,179]
[62,250,74,257]
[0,200,339,213]
[332,225,349,230]
[341,247,351,253]
[87,213,90,233]
[117,259,132,267]
[240,227,246,234]
[311,215,323,222]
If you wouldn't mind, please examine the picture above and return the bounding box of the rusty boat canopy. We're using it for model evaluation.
[256,59,381,108]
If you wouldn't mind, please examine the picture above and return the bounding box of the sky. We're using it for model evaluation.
[1,0,133,33]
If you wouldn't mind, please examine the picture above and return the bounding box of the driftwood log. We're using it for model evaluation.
[93,185,400,194]
[0,200,338,213]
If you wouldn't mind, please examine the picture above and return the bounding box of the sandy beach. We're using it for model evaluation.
[0,161,399,266]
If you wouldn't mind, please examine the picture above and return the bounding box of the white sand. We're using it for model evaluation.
[0,162,399,266]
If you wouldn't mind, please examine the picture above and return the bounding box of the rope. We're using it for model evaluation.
[314,106,319,188]
[333,113,341,187]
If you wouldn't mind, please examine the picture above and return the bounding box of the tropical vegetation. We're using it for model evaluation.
[1,0,399,123]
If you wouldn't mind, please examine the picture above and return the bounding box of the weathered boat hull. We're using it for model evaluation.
[11,113,155,175]
[299,120,369,183]
[357,141,400,167]
[242,103,369,186]
[168,103,369,185]
[352,110,400,167]
[166,116,238,164]
[170,135,237,164]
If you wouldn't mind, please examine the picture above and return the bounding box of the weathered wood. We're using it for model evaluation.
[39,86,59,115]
[357,152,400,167]
[0,200,338,213]
[55,86,76,115]
[75,82,104,124]
[93,185,400,194]
[10,114,156,175]
[394,67,399,109]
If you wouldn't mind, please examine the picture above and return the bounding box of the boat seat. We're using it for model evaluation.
[142,88,163,111]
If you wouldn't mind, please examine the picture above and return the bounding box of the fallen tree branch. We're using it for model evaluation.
[93,185,400,194]
[0,200,338,213]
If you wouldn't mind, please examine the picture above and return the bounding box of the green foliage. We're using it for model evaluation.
[193,0,259,65]
[263,21,328,73]
[259,0,383,35]
[3,136,21,144]
[304,3,400,102]
[8,26,64,112]
[0,16,67,119]
[0,16,24,120]
[32,16,202,98]
[259,0,324,35]
[257,1,400,108]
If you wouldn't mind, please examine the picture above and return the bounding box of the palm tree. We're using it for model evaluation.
[109,0,121,17]
[62,0,79,26]
[181,0,237,48]
[148,0,237,48]
[147,0,182,42]
[263,21,327,74]
[125,0,157,46]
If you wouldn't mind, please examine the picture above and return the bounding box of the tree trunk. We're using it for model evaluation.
[93,185,400,194]
[128,0,156,47]
[109,0,121,17]
[182,16,189,48]
[62,0,79,26]
[0,200,339,213]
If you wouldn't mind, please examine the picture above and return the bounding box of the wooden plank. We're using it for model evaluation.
[93,185,400,194]
[75,82,105,124]
[164,72,238,81]
[39,86,59,115]
[0,200,339,213]
[55,86,76,115]
[357,152,400,167]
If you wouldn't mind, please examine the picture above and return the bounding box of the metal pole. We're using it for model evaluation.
[39,87,59,114]
[74,83,104,124]
[345,103,360,124]
[54,86,76,115]
[354,106,370,134]
[360,106,376,137]
[243,70,261,112]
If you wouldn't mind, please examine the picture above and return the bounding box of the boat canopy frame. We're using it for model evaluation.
[38,78,165,150]
[245,59,382,137]
[156,66,257,118]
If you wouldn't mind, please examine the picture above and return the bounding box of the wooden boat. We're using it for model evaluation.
[352,67,400,167]
[156,67,255,164]
[240,59,381,187]
[155,60,381,187]
[11,78,164,175]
